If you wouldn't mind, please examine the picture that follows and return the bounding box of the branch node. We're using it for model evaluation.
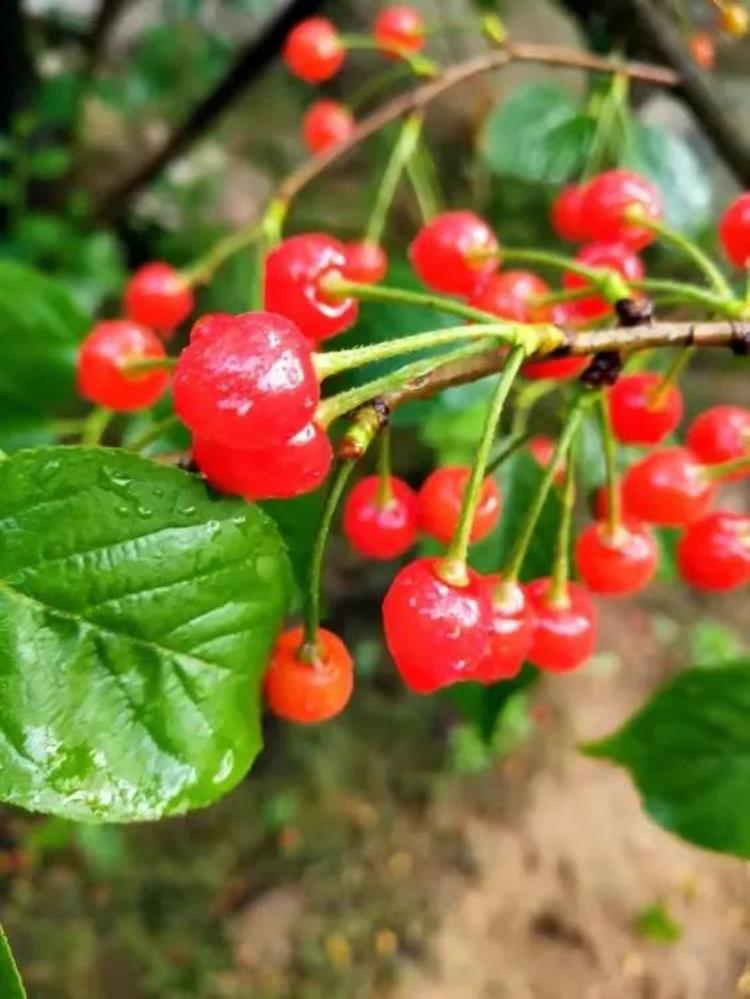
[615,297,654,327]
[579,350,623,388]
[729,322,750,356]
[337,399,390,459]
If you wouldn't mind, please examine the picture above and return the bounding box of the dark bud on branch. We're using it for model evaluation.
[579,350,623,388]
[615,297,654,327]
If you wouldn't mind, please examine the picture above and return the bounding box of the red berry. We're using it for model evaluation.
[382,557,492,693]
[188,312,231,343]
[410,211,499,296]
[528,436,565,485]
[124,262,193,336]
[580,169,662,250]
[719,193,750,267]
[264,233,358,343]
[551,183,588,242]
[524,356,589,381]
[686,405,750,477]
[283,17,344,83]
[173,311,319,447]
[418,466,501,546]
[303,99,354,154]
[374,5,425,55]
[678,511,750,591]
[563,241,644,319]
[470,577,532,683]
[469,270,550,323]
[622,446,715,526]
[575,520,658,597]
[265,626,353,724]
[689,31,715,70]
[525,579,598,672]
[77,320,170,411]
[193,422,331,500]
[608,372,683,446]
[343,240,388,284]
[343,474,418,559]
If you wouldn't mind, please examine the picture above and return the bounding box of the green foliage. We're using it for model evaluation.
[0,447,291,822]
[689,619,745,668]
[635,903,682,944]
[0,926,25,999]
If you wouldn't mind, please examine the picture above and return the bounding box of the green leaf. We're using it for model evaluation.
[584,660,750,857]
[0,924,25,999]
[0,447,291,822]
[28,147,71,180]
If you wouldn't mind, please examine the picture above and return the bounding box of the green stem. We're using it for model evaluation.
[347,65,412,113]
[127,415,181,453]
[81,407,113,446]
[50,417,88,438]
[251,198,288,309]
[485,431,532,476]
[405,140,441,221]
[501,247,605,282]
[322,274,504,324]
[548,433,578,605]
[597,392,621,535]
[339,33,438,76]
[650,346,694,407]
[636,215,733,298]
[702,453,750,480]
[182,223,262,286]
[365,113,423,245]
[634,278,740,314]
[376,428,393,506]
[510,379,558,436]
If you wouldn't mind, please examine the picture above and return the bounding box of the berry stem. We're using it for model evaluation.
[548,432,579,606]
[81,406,113,446]
[182,222,262,287]
[438,345,527,586]
[597,392,622,536]
[486,430,532,476]
[634,213,734,298]
[500,247,618,285]
[634,278,739,314]
[120,356,177,376]
[365,112,423,246]
[347,65,412,114]
[339,33,438,77]
[405,140,441,220]
[127,414,181,453]
[702,453,750,480]
[375,428,394,507]
[648,346,694,408]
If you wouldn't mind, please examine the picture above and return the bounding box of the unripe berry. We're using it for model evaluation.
[124,262,193,335]
[374,5,425,56]
[469,270,550,323]
[686,405,750,477]
[470,576,532,683]
[283,17,344,83]
[525,579,598,672]
[608,372,683,446]
[551,183,588,242]
[417,466,501,546]
[579,169,662,250]
[77,320,170,411]
[343,240,388,284]
[575,520,658,597]
[677,511,750,591]
[563,241,644,319]
[265,626,353,724]
[409,211,499,295]
[303,99,354,154]
[719,192,750,267]
[343,474,418,559]
[622,447,715,526]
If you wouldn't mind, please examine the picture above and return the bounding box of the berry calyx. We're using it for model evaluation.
[528,435,566,485]
[283,17,344,83]
[579,169,662,250]
[563,241,644,319]
[265,626,353,724]
[686,405,750,477]
[468,269,550,323]
[382,556,492,693]
[303,99,354,154]
[77,320,170,411]
[192,422,332,500]
[124,262,194,335]
[575,520,658,597]
[173,311,319,447]
[343,474,418,559]
[525,579,598,672]
[264,233,358,342]
[608,371,683,446]
[417,465,501,546]
[374,5,425,56]
[677,511,750,591]
[470,576,532,683]
[409,211,499,295]
[551,183,588,242]
[689,31,716,70]
[622,446,716,526]
[719,192,750,268]
[343,240,388,284]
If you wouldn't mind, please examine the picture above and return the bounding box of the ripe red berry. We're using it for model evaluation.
[689,31,716,70]
[283,17,344,83]
[188,312,231,343]
[77,320,170,411]
[264,233,358,342]
[343,240,388,284]
[343,474,418,559]
[686,405,750,477]
[418,466,501,546]
[469,270,550,323]
[382,557,492,693]
[622,446,715,526]
[608,372,683,446]
[374,5,425,55]
[124,262,193,335]
[193,422,331,500]
[580,169,662,250]
[677,511,750,591]
[575,520,658,597]
[525,579,598,672]
[528,435,565,485]
[409,211,499,296]
[470,576,532,683]
[173,311,319,447]
[719,192,750,267]
[523,355,589,381]
[563,241,644,319]
[551,183,588,242]
[303,99,354,154]
[265,626,353,724]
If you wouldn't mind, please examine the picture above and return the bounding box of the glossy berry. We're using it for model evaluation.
[469,270,550,323]
[608,372,683,446]
[575,520,658,597]
[579,169,662,250]
[719,193,750,267]
[124,262,193,335]
[686,405,750,477]
[528,436,565,485]
[563,241,644,319]
[283,17,344,83]
[264,233,358,342]
[265,626,353,724]
[551,183,588,242]
[382,557,492,693]
[343,475,418,559]
[188,312,231,343]
[418,466,501,546]
[524,356,589,381]
[678,512,750,591]
[374,5,425,55]
[343,240,388,284]
[410,211,499,296]
[689,31,716,70]
[719,2,749,37]
[622,447,715,526]
[303,100,354,153]
[173,311,319,447]
[193,422,331,500]
[77,320,170,411]
[525,579,597,673]
[470,577,532,683]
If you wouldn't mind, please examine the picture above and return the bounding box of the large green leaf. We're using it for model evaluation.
[0,447,291,822]
[585,660,750,857]
[0,925,25,999]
